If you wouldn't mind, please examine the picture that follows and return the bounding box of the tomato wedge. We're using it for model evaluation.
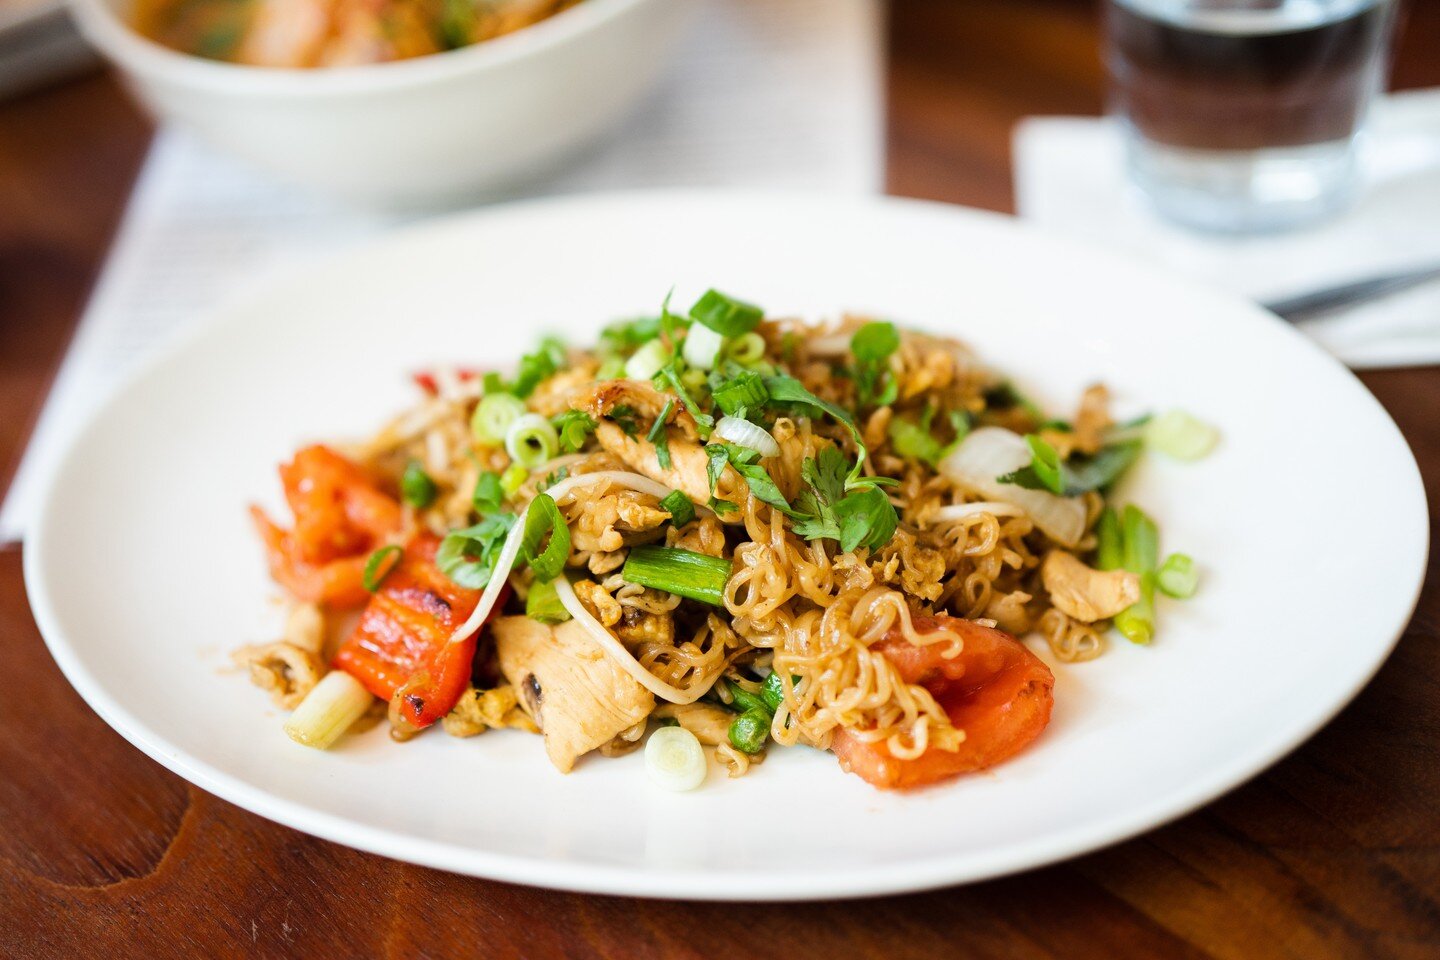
[332,535,503,730]
[830,614,1055,790]
[251,445,401,608]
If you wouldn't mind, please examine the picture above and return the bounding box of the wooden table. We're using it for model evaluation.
[3,2,1438,956]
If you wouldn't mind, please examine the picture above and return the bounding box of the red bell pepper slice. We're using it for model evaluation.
[332,534,505,730]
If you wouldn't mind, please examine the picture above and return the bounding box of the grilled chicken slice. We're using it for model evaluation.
[576,379,700,441]
[492,616,655,773]
[594,421,743,510]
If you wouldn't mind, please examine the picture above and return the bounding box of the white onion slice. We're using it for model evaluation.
[939,427,1087,546]
[553,576,706,704]
[645,727,708,791]
[931,501,1027,523]
[713,416,780,458]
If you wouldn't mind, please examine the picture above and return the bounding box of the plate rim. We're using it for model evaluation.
[23,188,1431,900]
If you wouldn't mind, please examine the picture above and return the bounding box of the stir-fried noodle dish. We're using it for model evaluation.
[242,290,1210,790]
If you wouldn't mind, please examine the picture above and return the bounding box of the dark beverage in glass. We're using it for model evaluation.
[1106,0,1397,232]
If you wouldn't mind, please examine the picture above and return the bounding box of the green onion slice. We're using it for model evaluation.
[520,493,569,583]
[725,331,767,366]
[400,460,437,508]
[621,545,732,606]
[472,392,527,445]
[660,489,695,527]
[525,576,572,623]
[362,545,403,593]
[505,413,560,469]
[1157,552,1198,599]
[712,371,769,416]
[1146,409,1220,461]
[472,471,504,513]
[689,289,764,336]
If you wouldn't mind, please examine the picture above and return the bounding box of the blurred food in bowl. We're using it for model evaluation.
[133,0,584,68]
[69,0,695,206]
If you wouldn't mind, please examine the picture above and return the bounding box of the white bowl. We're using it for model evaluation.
[68,0,696,206]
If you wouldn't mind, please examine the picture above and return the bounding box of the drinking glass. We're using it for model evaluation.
[1105,0,1399,232]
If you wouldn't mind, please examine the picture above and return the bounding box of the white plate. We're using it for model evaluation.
[25,192,1428,900]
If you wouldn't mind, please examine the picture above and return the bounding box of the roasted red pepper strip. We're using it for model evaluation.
[830,614,1055,790]
[251,445,402,608]
[412,368,479,397]
[332,535,503,729]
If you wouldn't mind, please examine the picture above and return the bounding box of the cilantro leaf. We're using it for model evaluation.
[833,486,898,552]
[511,336,566,399]
[660,365,715,437]
[552,409,597,453]
[436,513,517,589]
[850,321,900,408]
[1000,437,1143,496]
[608,404,642,438]
[708,443,795,516]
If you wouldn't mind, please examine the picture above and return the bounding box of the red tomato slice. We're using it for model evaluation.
[830,614,1055,790]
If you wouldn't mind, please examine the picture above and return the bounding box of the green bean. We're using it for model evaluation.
[728,710,770,754]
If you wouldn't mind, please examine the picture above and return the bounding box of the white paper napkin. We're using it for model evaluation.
[1015,88,1440,370]
[0,0,882,543]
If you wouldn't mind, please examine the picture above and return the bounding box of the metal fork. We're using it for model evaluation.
[1261,263,1440,322]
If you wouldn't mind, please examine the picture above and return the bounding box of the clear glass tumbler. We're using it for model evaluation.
[1105,0,1399,232]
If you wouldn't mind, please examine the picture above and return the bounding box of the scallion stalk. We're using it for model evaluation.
[284,670,374,749]
[621,545,732,606]
[1115,504,1159,645]
[1095,506,1122,571]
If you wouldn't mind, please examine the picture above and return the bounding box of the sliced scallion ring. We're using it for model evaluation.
[725,331,767,366]
[505,413,560,469]
[1145,409,1219,461]
[362,545,404,593]
[520,493,570,582]
[472,392,527,445]
[645,726,707,791]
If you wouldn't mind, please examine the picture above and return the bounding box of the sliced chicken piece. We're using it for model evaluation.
[576,380,700,441]
[594,421,742,510]
[492,615,655,773]
[1041,550,1140,622]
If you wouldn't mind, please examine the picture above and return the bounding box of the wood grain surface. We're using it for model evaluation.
[2,2,1438,957]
